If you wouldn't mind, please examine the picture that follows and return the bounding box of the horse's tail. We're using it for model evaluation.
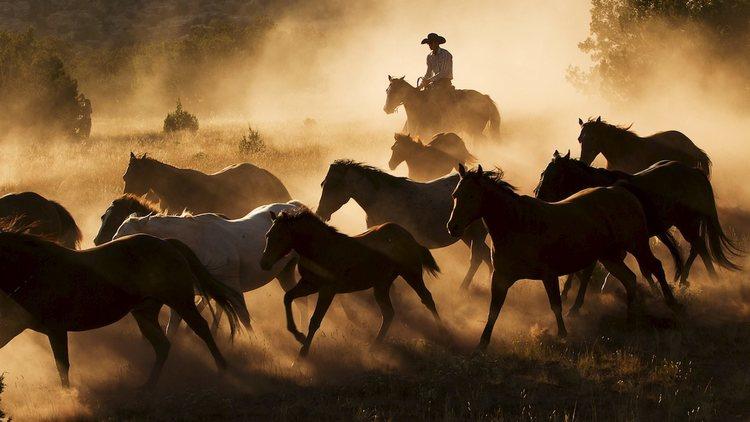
[49,200,82,249]
[657,230,684,281]
[485,96,501,138]
[698,175,743,271]
[166,238,252,340]
[419,245,441,277]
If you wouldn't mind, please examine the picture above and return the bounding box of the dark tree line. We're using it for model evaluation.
[570,0,750,102]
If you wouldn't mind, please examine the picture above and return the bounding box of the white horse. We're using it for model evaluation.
[113,201,305,336]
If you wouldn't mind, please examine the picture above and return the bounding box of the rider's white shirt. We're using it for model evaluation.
[424,47,453,82]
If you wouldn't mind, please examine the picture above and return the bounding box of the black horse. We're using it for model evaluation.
[0,226,250,388]
[0,192,81,248]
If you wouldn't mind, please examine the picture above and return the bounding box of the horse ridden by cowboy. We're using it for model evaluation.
[384,33,501,141]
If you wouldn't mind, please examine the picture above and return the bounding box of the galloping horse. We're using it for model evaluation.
[94,194,161,246]
[260,208,444,358]
[384,76,501,140]
[535,152,741,311]
[123,153,291,218]
[388,133,476,181]
[447,165,680,351]
[577,117,711,176]
[0,226,250,388]
[0,192,81,249]
[112,201,307,335]
[316,160,492,289]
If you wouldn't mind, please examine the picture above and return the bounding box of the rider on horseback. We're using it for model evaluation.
[418,33,454,107]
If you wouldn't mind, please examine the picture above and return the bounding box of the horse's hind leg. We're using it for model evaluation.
[299,288,335,358]
[561,274,575,301]
[599,257,639,319]
[372,284,395,344]
[542,277,567,338]
[174,302,228,371]
[403,273,443,330]
[132,300,171,388]
[632,241,681,311]
[47,330,70,388]
[284,278,318,345]
[568,263,596,316]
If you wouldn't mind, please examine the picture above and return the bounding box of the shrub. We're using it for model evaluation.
[0,29,91,140]
[238,125,266,154]
[163,100,199,133]
[0,374,5,419]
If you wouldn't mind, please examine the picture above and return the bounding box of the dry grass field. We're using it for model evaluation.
[0,117,748,421]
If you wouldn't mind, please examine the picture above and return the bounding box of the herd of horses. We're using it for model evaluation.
[0,114,743,390]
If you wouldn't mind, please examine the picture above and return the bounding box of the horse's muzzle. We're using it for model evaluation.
[383,106,396,114]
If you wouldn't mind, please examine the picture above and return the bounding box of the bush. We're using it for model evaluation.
[238,125,266,154]
[0,29,91,140]
[570,0,750,102]
[0,374,5,419]
[163,100,199,133]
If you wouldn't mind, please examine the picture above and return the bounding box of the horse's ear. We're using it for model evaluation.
[578,118,583,126]
[269,211,277,221]
[596,116,601,123]
[458,163,466,177]
[553,149,560,158]
[418,139,424,146]
[565,150,571,159]
[130,151,136,160]
[388,75,392,81]
[399,75,405,80]
[477,164,483,175]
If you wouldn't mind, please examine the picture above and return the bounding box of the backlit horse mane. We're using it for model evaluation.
[331,159,410,186]
[276,206,340,235]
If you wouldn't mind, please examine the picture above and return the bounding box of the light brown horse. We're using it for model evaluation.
[447,165,680,351]
[384,76,500,140]
[123,153,291,218]
[260,207,444,358]
[578,117,711,176]
[388,133,476,181]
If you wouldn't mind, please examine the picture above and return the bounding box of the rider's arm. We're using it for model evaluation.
[424,55,434,81]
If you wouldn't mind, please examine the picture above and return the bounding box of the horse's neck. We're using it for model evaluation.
[600,131,638,164]
[481,187,539,240]
[402,89,426,119]
[292,227,346,265]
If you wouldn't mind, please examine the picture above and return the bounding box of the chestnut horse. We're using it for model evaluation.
[388,132,476,181]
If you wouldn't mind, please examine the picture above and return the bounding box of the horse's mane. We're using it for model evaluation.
[112,194,162,215]
[585,118,637,139]
[0,217,58,244]
[394,133,422,146]
[468,168,517,196]
[533,154,630,196]
[332,159,410,185]
[276,206,340,235]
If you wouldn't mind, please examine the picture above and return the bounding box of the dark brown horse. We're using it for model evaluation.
[0,192,81,249]
[535,153,741,312]
[123,153,291,218]
[260,208,443,358]
[384,76,501,140]
[94,194,161,245]
[0,227,250,388]
[447,164,680,351]
[316,160,491,289]
[578,117,711,176]
[388,132,476,181]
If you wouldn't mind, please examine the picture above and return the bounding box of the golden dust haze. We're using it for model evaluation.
[0,0,749,419]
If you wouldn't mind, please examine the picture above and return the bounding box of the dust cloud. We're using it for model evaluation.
[0,0,749,419]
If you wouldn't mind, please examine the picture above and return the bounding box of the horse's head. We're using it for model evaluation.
[447,164,486,237]
[123,152,157,197]
[261,209,301,270]
[534,150,585,202]
[577,116,608,165]
[388,133,423,170]
[94,194,160,245]
[384,75,411,114]
[316,161,353,221]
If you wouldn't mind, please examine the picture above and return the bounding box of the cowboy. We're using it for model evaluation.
[418,33,453,92]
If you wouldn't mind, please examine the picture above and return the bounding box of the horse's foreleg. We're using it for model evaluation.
[166,308,183,337]
[47,330,70,388]
[284,279,317,345]
[477,272,515,351]
[542,276,567,338]
[277,257,307,322]
[372,284,394,344]
[460,228,491,290]
[299,289,335,358]
[680,245,699,285]
[132,300,171,388]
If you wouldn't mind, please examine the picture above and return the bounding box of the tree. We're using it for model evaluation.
[570,0,750,102]
[163,99,199,133]
[0,29,92,140]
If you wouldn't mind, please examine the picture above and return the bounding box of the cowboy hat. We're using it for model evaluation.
[421,33,446,45]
